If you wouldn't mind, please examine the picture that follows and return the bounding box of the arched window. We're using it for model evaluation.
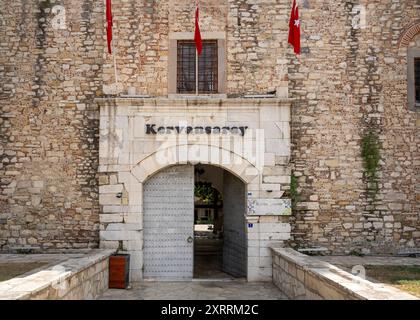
[400,22,420,110]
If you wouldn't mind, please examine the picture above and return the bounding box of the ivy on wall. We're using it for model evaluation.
[361,130,380,200]
[39,0,53,10]
[290,172,300,209]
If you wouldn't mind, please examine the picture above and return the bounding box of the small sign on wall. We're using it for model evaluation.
[247,199,292,216]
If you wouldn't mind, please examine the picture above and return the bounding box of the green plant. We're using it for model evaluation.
[197,217,214,225]
[361,130,380,200]
[290,172,300,208]
[349,249,365,257]
[39,0,53,10]
[194,182,222,206]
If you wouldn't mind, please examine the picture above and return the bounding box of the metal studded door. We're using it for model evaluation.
[222,171,247,277]
[143,165,194,280]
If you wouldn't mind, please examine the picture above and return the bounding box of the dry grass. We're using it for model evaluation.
[0,262,48,282]
[366,265,420,298]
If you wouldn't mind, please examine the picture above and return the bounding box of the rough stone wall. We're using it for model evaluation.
[227,0,290,94]
[290,0,419,254]
[103,0,290,96]
[103,0,169,96]
[0,0,103,251]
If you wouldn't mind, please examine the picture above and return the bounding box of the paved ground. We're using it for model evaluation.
[98,281,287,300]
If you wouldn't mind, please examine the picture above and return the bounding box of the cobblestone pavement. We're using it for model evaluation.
[98,281,287,300]
[317,255,420,268]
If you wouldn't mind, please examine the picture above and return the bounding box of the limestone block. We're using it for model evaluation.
[132,117,147,139]
[122,179,143,194]
[115,116,129,130]
[122,240,143,251]
[260,106,280,122]
[279,106,291,122]
[100,230,141,241]
[106,223,142,231]
[296,268,305,282]
[261,122,282,139]
[248,256,272,268]
[261,191,285,199]
[100,241,120,249]
[118,152,130,165]
[123,213,142,224]
[259,216,280,223]
[126,205,142,213]
[248,239,286,248]
[263,175,290,184]
[263,153,275,166]
[264,139,290,157]
[131,164,149,183]
[247,183,260,192]
[103,205,128,213]
[259,223,291,233]
[248,232,290,241]
[128,191,143,205]
[247,247,260,257]
[261,183,281,191]
[259,247,272,257]
[99,214,124,224]
[99,194,122,206]
[99,184,124,194]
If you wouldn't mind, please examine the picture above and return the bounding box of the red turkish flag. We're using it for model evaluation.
[288,0,301,55]
[106,0,113,54]
[194,5,203,55]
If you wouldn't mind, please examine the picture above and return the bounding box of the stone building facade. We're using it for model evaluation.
[0,0,419,270]
[289,0,419,254]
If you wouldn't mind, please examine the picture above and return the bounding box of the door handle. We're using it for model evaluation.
[187,236,194,243]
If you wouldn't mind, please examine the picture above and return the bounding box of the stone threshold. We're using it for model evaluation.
[271,247,419,300]
[0,249,115,300]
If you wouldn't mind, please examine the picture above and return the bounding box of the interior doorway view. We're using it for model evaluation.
[143,165,247,280]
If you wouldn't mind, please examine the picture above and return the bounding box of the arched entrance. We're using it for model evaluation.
[99,99,293,283]
[143,164,247,280]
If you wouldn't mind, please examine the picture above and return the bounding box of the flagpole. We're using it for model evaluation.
[195,0,199,96]
[196,49,199,96]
